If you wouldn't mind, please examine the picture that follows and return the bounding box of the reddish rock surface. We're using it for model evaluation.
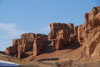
[61,6,100,61]
[33,37,44,57]
[5,33,48,59]
[69,33,78,44]
[53,29,69,51]
[69,26,78,44]
[5,46,17,55]
[18,51,24,58]
[48,23,74,40]
[83,6,100,58]
[77,24,85,46]
[5,39,20,55]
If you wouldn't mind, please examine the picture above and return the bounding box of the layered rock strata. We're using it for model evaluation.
[48,23,74,40]
[53,29,69,51]
[5,33,48,58]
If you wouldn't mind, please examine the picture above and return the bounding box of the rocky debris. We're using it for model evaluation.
[48,23,74,40]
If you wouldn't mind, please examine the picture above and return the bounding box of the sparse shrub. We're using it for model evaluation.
[53,60,73,67]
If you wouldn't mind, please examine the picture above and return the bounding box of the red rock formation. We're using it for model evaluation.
[69,26,78,44]
[53,29,69,51]
[69,33,78,44]
[83,6,100,58]
[5,39,20,55]
[5,46,17,55]
[78,24,85,46]
[18,51,24,58]
[18,40,33,53]
[33,37,44,57]
[5,33,48,59]
[48,23,74,40]
[5,5,100,62]
[60,5,100,61]
[52,40,56,51]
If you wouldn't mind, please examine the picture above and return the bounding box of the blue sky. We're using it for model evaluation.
[0,0,100,51]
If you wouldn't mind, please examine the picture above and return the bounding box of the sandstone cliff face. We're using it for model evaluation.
[53,29,69,51]
[69,26,78,44]
[83,6,100,58]
[5,39,20,55]
[48,23,74,40]
[78,24,85,46]
[33,37,44,57]
[5,33,48,58]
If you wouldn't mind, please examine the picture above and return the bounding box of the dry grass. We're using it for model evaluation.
[1,53,100,67]
[18,62,40,67]
[0,53,52,67]
[51,60,73,67]
[0,53,31,64]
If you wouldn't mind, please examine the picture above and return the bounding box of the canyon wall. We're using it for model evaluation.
[5,5,100,61]
[5,33,48,58]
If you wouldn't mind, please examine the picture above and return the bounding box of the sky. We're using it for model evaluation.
[0,0,100,51]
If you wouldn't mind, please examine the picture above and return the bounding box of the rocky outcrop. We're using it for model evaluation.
[5,39,20,55]
[5,46,17,55]
[69,26,78,44]
[5,33,48,58]
[53,29,69,51]
[48,23,74,40]
[5,5,100,62]
[78,24,85,46]
[69,33,78,44]
[83,6,100,58]
[18,51,24,58]
[33,37,44,57]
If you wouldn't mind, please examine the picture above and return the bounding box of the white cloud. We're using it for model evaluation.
[40,25,50,31]
[0,23,26,38]
[0,23,27,51]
